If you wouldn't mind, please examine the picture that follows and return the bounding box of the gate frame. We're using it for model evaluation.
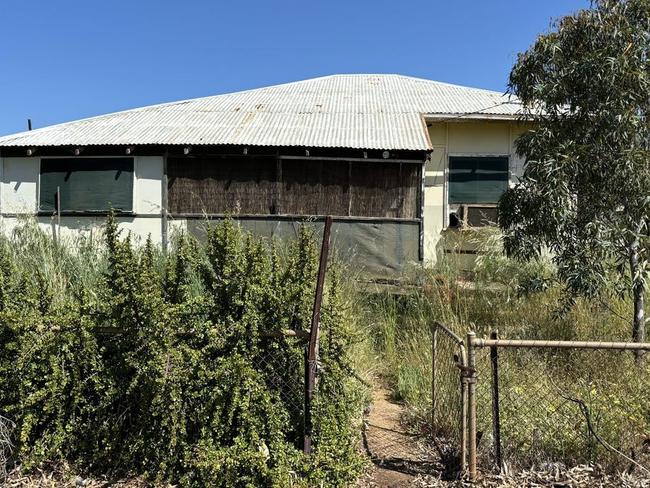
[431,321,469,472]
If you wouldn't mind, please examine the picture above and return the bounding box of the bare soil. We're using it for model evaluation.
[359,388,443,487]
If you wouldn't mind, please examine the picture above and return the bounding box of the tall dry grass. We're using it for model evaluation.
[360,228,649,472]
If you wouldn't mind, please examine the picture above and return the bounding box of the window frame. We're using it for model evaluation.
[37,156,136,215]
[445,153,510,228]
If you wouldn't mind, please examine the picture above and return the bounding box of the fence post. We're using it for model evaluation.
[490,330,502,471]
[467,331,478,482]
[431,323,438,431]
[460,343,468,473]
[303,216,332,454]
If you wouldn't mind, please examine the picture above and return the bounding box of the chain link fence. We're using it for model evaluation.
[258,334,308,448]
[429,327,650,480]
[466,334,650,480]
[0,415,13,483]
[431,322,467,474]
[472,339,650,474]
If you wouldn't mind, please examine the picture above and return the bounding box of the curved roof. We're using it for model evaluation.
[0,74,523,151]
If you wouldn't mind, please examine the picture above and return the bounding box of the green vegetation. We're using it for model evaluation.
[363,228,650,471]
[499,0,650,344]
[0,216,367,487]
[3,215,649,481]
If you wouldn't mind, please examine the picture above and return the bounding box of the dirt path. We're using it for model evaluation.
[360,388,442,487]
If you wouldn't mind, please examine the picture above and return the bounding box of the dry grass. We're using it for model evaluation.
[360,228,650,477]
[0,415,14,483]
[4,465,160,488]
[414,465,650,487]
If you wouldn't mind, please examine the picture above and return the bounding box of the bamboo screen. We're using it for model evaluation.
[168,156,420,218]
[280,160,350,215]
[350,161,420,218]
[167,156,276,214]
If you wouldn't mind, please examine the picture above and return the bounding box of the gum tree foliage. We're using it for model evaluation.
[498,0,650,343]
[0,216,366,487]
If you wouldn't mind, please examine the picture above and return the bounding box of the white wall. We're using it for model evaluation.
[422,120,533,263]
[0,156,164,243]
[1,157,39,213]
[134,156,164,215]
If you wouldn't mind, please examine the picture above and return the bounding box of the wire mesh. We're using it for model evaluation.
[0,415,13,483]
[257,337,307,447]
[474,345,650,473]
[431,324,466,472]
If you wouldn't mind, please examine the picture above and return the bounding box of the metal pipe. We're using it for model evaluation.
[473,338,650,350]
[277,154,425,164]
[433,320,464,345]
[458,339,468,473]
[56,186,61,243]
[490,331,502,471]
[418,159,425,261]
[467,331,478,482]
[455,331,469,473]
[161,150,169,253]
[260,329,310,340]
[460,357,468,472]
[168,212,420,224]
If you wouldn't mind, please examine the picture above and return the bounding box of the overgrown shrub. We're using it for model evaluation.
[0,216,367,487]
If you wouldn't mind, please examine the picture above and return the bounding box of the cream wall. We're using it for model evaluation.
[0,156,164,243]
[134,156,164,215]
[422,120,532,263]
[1,157,39,213]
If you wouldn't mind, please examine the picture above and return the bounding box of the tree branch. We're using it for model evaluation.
[547,375,650,475]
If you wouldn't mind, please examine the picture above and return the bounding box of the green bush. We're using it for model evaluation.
[0,216,367,487]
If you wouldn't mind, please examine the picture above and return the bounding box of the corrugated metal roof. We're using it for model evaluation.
[0,74,524,151]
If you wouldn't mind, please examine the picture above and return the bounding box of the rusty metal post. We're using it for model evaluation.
[303,216,333,454]
[490,330,502,471]
[431,323,438,430]
[467,331,478,482]
[459,343,468,473]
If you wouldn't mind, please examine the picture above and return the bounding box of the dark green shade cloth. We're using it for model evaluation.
[40,158,134,212]
[448,156,508,204]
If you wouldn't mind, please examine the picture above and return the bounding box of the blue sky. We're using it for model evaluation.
[0,0,588,136]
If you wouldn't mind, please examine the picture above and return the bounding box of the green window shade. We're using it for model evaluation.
[448,156,509,204]
[40,158,134,212]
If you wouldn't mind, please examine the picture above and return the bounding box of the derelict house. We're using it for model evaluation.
[0,75,528,277]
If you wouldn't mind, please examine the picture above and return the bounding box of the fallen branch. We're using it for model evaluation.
[547,375,650,476]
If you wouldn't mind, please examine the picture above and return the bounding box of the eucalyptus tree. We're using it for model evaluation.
[498,0,650,344]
